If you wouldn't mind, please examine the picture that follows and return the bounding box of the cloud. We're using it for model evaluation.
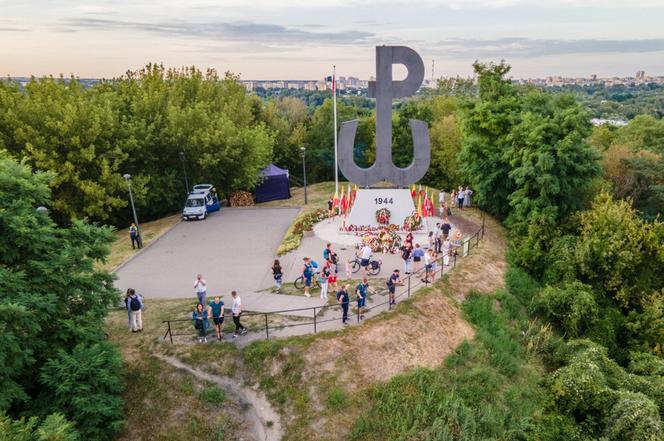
[428,37,664,58]
[0,27,30,32]
[57,17,373,45]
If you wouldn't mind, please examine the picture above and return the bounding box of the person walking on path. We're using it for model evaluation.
[356,278,370,320]
[301,257,314,298]
[319,266,330,300]
[208,296,225,340]
[194,274,207,306]
[457,186,465,210]
[129,223,141,249]
[192,303,209,343]
[401,244,413,275]
[412,243,424,273]
[387,269,402,306]
[337,284,350,325]
[272,259,283,292]
[438,190,447,208]
[450,190,456,208]
[434,223,442,253]
[429,249,439,283]
[127,288,143,332]
[422,248,433,284]
[231,291,247,337]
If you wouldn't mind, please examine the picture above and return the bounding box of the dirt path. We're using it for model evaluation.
[156,354,283,441]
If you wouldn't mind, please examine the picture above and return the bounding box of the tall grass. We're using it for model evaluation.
[348,289,551,441]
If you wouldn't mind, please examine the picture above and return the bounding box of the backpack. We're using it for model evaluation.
[303,263,312,277]
[323,249,330,260]
[311,260,318,269]
[129,296,141,311]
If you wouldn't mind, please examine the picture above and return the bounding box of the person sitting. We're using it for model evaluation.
[192,303,209,343]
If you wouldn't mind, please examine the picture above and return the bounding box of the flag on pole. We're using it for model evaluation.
[346,182,352,212]
[416,193,422,217]
[332,190,339,210]
[419,184,423,197]
[430,195,436,216]
[340,186,347,214]
[411,184,416,198]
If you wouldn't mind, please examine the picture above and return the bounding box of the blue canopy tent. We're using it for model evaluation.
[254,164,291,202]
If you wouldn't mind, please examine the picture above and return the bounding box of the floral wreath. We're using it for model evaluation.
[375,208,391,225]
[402,212,422,231]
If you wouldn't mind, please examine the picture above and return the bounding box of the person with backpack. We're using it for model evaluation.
[272,259,283,292]
[387,269,402,306]
[124,288,133,330]
[208,296,225,340]
[192,303,209,343]
[126,288,143,332]
[337,284,350,325]
[129,223,141,249]
[401,244,413,275]
[301,257,316,298]
[412,243,425,273]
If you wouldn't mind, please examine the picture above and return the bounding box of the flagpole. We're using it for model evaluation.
[333,65,339,199]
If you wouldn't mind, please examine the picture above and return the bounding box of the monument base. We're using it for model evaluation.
[345,189,416,229]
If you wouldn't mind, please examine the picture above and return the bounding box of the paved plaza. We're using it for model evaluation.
[115,207,298,300]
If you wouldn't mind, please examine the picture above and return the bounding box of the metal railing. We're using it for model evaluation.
[163,212,485,343]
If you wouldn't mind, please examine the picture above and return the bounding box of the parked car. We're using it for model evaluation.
[182,186,220,221]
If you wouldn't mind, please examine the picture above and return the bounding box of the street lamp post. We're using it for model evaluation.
[300,146,308,205]
[123,173,142,246]
[179,151,190,195]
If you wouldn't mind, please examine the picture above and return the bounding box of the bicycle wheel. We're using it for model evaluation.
[351,260,361,274]
[294,276,304,290]
[369,262,381,276]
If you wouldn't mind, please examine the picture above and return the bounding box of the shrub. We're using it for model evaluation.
[605,391,663,441]
[532,282,598,338]
[628,351,664,376]
[199,386,226,406]
[0,412,79,441]
[40,342,123,440]
[505,266,540,305]
[326,387,347,410]
[277,208,327,255]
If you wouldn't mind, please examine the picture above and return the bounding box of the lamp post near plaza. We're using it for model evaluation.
[123,173,142,246]
[300,146,308,205]
[179,151,190,195]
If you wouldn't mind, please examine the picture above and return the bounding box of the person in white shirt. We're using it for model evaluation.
[360,244,372,276]
[231,290,247,337]
[194,274,207,306]
[422,248,433,284]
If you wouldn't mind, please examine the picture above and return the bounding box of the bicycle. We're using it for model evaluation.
[349,255,382,276]
[294,272,321,290]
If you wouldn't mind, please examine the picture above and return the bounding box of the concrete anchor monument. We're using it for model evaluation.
[340,46,430,228]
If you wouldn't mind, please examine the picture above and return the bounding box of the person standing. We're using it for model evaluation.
[301,257,314,298]
[327,260,338,292]
[337,284,350,325]
[356,278,370,319]
[124,288,133,330]
[208,296,225,340]
[434,223,442,253]
[387,269,402,306]
[194,274,207,306]
[327,196,334,222]
[450,190,456,208]
[272,259,283,292]
[465,187,473,208]
[422,248,433,283]
[127,288,143,332]
[129,223,141,249]
[401,244,413,275]
[192,303,209,343]
[405,232,414,249]
[319,265,330,300]
[429,249,439,283]
[359,243,372,276]
[412,243,424,273]
[438,190,447,208]
[457,186,465,210]
[442,237,451,267]
[441,219,452,241]
[231,291,247,337]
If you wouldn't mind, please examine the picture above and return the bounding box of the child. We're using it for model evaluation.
[271,259,283,292]
[319,266,330,300]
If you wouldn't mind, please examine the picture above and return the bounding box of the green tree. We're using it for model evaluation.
[0,412,79,441]
[0,151,123,439]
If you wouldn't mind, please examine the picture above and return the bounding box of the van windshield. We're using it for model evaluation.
[186,198,205,207]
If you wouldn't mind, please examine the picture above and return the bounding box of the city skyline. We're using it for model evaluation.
[2,0,664,80]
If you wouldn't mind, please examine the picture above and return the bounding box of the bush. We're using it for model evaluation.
[628,352,664,376]
[532,282,598,338]
[277,208,327,255]
[40,342,124,440]
[505,266,540,305]
[605,391,663,441]
[199,386,226,406]
[0,412,79,441]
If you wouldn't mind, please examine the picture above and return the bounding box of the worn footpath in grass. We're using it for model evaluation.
[106,298,248,440]
[99,213,181,271]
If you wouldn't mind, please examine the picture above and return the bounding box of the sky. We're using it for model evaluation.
[1,0,664,80]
